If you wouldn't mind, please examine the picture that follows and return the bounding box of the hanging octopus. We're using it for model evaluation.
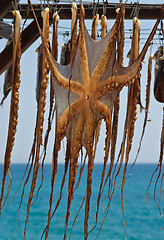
[29,3,161,239]
[0,2,163,240]
[0,10,22,211]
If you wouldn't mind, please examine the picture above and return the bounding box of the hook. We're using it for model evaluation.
[12,0,19,11]
[39,0,44,11]
[92,0,98,17]
[130,1,140,19]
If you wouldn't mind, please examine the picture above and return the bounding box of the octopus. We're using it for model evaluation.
[0,2,163,240]
[30,4,161,239]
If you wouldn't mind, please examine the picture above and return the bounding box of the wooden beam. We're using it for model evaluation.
[3,3,164,20]
[0,18,43,75]
[0,21,12,39]
[0,0,12,19]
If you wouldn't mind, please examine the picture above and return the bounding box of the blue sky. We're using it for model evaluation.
[0,0,164,164]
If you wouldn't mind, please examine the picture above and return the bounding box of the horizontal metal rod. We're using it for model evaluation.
[3,3,164,20]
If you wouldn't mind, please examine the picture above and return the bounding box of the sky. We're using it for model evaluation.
[0,0,164,164]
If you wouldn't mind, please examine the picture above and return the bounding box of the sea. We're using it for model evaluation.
[0,164,164,240]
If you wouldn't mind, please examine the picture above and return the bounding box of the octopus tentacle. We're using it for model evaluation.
[89,106,112,234]
[0,10,21,210]
[71,2,78,59]
[64,111,85,240]
[93,13,108,162]
[44,100,82,239]
[24,8,50,239]
[41,138,70,239]
[117,4,125,66]
[131,54,153,169]
[103,95,119,193]
[52,11,59,60]
[69,190,87,240]
[91,14,99,40]
[36,11,59,203]
[84,108,95,240]
[120,17,141,238]
[79,5,90,87]
[74,152,87,191]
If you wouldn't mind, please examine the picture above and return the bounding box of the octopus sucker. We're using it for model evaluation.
[0,10,22,210]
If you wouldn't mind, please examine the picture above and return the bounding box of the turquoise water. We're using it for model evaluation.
[0,164,164,240]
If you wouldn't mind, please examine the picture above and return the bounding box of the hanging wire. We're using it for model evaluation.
[130,0,140,19]
[103,0,106,15]
[12,0,19,11]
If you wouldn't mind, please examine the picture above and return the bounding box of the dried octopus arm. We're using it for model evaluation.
[91,14,99,40]
[52,11,59,60]
[84,107,95,240]
[71,2,77,58]
[0,10,21,210]
[129,17,141,64]
[100,15,108,39]
[116,5,125,66]
[89,101,112,234]
[34,10,60,208]
[79,5,90,87]
[93,14,108,159]
[44,100,82,240]
[120,17,141,238]
[103,96,120,189]
[64,111,85,240]
[24,8,50,239]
